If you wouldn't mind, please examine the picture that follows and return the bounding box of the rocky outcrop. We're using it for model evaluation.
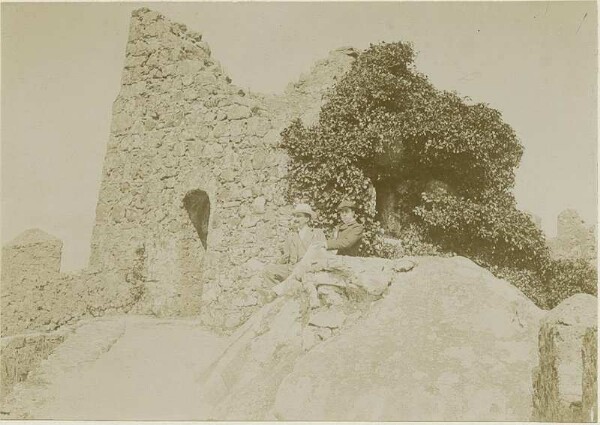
[533,294,598,422]
[202,254,544,421]
[2,252,595,420]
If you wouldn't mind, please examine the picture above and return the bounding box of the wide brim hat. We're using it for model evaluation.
[337,199,356,211]
[293,203,317,219]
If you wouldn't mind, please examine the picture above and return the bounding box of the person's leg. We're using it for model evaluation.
[262,263,293,285]
[303,280,321,309]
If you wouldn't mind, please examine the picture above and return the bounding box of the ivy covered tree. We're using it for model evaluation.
[280,42,596,308]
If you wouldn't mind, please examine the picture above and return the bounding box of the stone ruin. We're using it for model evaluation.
[1,7,357,398]
[548,209,597,266]
[87,8,360,330]
[2,7,358,337]
[5,7,595,338]
[1,8,597,420]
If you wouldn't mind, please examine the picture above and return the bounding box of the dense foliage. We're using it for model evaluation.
[492,258,597,310]
[280,41,596,308]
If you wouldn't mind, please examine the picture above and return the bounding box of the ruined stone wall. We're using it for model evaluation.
[1,8,356,335]
[87,8,355,328]
[548,209,597,265]
[1,229,62,285]
[1,229,146,400]
[2,230,63,336]
[88,8,283,320]
[1,230,142,336]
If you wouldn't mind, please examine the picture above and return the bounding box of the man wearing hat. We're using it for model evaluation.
[323,199,364,256]
[262,203,326,285]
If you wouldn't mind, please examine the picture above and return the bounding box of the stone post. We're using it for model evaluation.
[533,293,598,422]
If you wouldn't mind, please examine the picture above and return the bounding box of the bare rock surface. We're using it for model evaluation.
[3,9,596,422]
[200,249,415,419]
[4,256,594,422]
[203,255,544,421]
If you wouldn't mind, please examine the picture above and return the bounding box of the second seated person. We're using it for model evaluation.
[318,199,364,256]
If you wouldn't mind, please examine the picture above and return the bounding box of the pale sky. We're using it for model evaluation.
[2,1,597,271]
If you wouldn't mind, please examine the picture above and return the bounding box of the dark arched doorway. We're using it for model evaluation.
[183,189,210,250]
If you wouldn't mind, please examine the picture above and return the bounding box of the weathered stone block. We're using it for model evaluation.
[533,294,598,422]
[251,196,266,214]
[582,328,598,421]
[225,105,252,120]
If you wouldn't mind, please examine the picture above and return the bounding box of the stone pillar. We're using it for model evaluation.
[582,328,597,421]
[1,229,62,284]
[549,209,597,263]
[533,293,598,422]
[1,229,63,336]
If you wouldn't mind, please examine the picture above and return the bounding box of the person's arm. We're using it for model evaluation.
[314,229,327,244]
[326,224,364,250]
[277,235,291,264]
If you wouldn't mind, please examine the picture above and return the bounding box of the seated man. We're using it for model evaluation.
[262,203,326,285]
[325,199,364,256]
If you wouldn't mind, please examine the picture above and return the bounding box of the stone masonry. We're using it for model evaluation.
[1,229,144,337]
[1,9,597,416]
[87,8,356,329]
[1,8,356,337]
[533,294,598,422]
[1,229,144,401]
[1,230,62,335]
[548,209,597,266]
[1,10,355,399]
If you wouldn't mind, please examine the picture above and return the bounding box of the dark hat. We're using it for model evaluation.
[337,199,356,211]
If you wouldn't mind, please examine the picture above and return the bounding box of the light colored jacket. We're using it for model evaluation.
[279,227,327,265]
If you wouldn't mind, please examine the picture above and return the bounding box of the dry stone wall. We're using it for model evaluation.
[1,7,356,371]
[1,230,144,400]
[548,209,597,265]
[88,8,356,329]
[2,229,62,285]
[1,230,144,337]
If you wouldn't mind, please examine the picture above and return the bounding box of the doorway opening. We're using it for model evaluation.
[183,189,210,250]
